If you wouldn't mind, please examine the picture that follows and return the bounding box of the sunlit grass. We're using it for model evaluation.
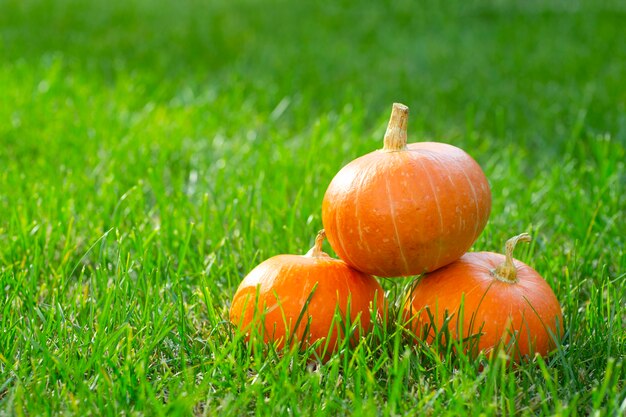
[1,0,625,415]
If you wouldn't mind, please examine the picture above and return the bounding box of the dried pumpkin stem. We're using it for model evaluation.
[492,233,532,283]
[306,229,326,258]
[383,103,409,151]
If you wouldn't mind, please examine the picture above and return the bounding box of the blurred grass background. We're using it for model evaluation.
[1,0,625,415]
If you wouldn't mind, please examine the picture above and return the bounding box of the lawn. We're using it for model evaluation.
[1,0,625,415]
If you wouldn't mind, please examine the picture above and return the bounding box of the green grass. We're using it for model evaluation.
[1,0,625,415]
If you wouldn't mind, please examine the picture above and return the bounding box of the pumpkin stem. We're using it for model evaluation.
[492,233,532,283]
[305,229,327,258]
[383,103,409,151]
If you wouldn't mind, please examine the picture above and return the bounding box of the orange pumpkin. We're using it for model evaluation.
[230,230,385,358]
[322,103,491,277]
[404,233,563,360]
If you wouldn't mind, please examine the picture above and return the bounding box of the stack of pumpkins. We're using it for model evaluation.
[230,103,562,361]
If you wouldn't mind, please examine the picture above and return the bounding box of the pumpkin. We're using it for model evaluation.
[322,103,491,277]
[404,233,563,360]
[229,230,385,358]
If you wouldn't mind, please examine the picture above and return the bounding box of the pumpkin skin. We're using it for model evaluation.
[230,231,385,358]
[404,234,563,360]
[322,103,491,277]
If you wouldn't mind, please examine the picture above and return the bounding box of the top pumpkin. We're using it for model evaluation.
[322,103,491,277]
